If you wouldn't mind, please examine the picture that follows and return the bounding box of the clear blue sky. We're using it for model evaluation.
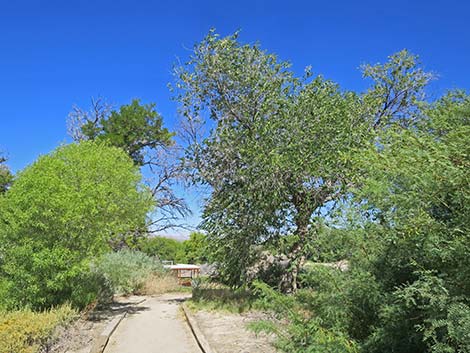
[1,0,469,231]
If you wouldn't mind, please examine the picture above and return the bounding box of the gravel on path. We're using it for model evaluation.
[104,293,201,353]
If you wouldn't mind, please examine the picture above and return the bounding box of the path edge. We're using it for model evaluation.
[182,303,217,353]
[89,297,147,353]
[89,312,126,353]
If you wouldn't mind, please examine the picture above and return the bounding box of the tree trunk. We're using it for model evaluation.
[287,196,312,292]
[290,222,308,292]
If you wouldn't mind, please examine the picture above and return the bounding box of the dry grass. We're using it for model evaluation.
[139,274,182,295]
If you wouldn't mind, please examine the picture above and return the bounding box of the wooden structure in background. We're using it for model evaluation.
[167,264,200,285]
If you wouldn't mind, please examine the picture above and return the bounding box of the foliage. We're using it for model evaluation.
[361,50,434,129]
[179,34,468,352]
[68,98,189,234]
[137,236,186,263]
[137,232,209,264]
[252,280,360,353]
[349,91,470,353]
[182,232,209,264]
[0,154,13,193]
[253,91,470,353]
[0,304,76,353]
[93,249,163,295]
[310,226,361,263]
[266,223,366,264]
[175,31,431,290]
[175,30,359,287]
[0,141,152,309]
[70,99,174,166]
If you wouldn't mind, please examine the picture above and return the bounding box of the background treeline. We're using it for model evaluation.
[136,232,209,264]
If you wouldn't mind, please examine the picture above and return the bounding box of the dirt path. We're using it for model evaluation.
[104,293,201,353]
[192,310,277,353]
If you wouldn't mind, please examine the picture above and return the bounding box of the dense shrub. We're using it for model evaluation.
[351,93,470,353]
[0,305,76,353]
[252,280,359,353]
[252,94,470,353]
[94,249,164,295]
[0,141,152,309]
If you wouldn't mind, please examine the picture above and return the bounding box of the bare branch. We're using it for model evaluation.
[66,97,113,141]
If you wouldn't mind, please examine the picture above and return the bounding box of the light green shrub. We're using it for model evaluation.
[0,141,152,309]
[94,249,164,295]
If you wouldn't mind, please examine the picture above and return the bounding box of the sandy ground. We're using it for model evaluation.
[104,293,201,353]
[192,310,277,353]
[43,296,146,353]
[41,316,107,353]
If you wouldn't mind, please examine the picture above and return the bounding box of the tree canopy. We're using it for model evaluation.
[174,31,433,288]
[68,98,189,233]
[69,98,174,166]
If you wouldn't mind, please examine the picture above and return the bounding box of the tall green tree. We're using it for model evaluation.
[174,31,431,288]
[70,98,174,166]
[0,141,152,309]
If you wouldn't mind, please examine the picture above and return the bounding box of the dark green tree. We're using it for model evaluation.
[68,98,189,234]
[70,98,173,166]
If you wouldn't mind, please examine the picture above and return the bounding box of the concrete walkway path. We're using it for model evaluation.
[104,293,201,353]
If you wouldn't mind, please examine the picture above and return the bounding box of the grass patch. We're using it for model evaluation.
[139,273,184,295]
[0,304,77,353]
[189,280,258,313]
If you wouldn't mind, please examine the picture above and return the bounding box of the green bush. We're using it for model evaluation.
[252,280,359,353]
[0,141,152,309]
[252,93,470,353]
[0,304,76,353]
[94,249,163,295]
